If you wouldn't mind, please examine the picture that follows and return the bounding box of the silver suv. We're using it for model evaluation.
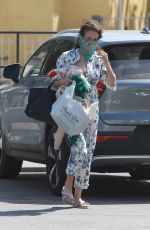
[1,28,150,195]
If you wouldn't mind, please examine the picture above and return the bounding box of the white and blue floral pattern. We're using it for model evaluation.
[56,48,114,189]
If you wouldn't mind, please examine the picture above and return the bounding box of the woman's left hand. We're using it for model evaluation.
[96,48,109,65]
[97,48,116,88]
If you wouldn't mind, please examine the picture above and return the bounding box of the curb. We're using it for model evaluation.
[21,167,46,172]
[21,162,46,172]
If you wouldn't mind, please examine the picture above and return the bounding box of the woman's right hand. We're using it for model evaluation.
[53,74,71,89]
[62,75,71,86]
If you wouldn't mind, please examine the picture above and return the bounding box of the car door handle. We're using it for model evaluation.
[133,89,150,96]
[21,91,29,95]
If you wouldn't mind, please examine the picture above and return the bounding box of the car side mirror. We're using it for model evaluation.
[3,64,20,83]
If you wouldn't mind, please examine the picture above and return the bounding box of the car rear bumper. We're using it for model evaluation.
[91,155,150,171]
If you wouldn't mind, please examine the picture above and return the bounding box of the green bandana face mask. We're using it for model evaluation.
[79,35,98,61]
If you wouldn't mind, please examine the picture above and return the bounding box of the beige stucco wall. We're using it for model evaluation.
[0,0,61,67]
[0,0,149,31]
[0,0,150,71]
[108,0,149,29]
[59,0,110,29]
[124,0,148,29]
[0,0,61,31]
[0,0,110,31]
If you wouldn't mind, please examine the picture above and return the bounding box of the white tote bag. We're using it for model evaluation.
[50,82,98,136]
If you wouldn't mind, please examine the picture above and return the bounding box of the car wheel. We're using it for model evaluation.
[0,132,23,179]
[46,127,70,195]
[129,166,150,180]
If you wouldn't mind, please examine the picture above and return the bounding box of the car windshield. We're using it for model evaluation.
[104,44,150,79]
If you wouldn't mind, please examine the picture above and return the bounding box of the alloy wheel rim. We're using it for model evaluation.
[0,134,2,163]
[48,157,61,188]
[48,134,62,188]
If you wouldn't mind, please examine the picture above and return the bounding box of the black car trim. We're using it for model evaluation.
[92,155,150,168]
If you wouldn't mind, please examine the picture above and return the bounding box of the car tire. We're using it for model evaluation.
[0,135,23,179]
[46,126,70,196]
[129,166,150,180]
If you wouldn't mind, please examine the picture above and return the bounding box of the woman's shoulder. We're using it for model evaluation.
[59,48,80,62]
[56,48,80,68]
[62,48,79,57]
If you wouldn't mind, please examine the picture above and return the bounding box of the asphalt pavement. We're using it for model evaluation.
[1,172,150,230]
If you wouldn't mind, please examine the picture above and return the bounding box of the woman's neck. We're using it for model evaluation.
[76,53,87,67]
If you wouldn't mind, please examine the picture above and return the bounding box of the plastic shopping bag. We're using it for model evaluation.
[50,82,98,136]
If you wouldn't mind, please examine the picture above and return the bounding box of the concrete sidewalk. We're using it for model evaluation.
[22,161,46,172]
[0,78,11,85]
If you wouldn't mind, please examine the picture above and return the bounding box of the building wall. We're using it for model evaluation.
[0,0,150,73]
[0,0,61,31]
[124,0,148,29]
[108,0,149,29]
[59,0,110,30]
[0,0,149,31]
[0,0,110,31]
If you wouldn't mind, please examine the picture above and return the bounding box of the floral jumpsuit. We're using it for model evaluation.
[56,48,115,190]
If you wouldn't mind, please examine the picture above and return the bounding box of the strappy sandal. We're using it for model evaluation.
[62,187,75,206]
[74,199,90,209]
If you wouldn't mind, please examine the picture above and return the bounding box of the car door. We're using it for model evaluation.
[100,43,150,126]
[2,37,76,161]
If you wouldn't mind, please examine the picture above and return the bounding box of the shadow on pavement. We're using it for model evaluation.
[0,172,150,207]
[0,206,73,217]
[85,173,150,204]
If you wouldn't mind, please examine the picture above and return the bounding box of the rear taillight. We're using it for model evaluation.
[97,135,129,143]
[96,80,106,98]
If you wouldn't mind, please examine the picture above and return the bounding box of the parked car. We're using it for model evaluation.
[1,28,150,195]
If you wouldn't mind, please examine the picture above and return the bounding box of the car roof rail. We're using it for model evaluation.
[140,27,150,34]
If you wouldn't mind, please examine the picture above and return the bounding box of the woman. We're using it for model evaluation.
[53,20,116,208]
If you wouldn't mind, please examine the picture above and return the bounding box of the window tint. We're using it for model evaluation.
[104,43,150,79]
[105,44,150,60]
[22,40,56,78]
[43,39,75,74]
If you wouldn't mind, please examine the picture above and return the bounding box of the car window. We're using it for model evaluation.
[43,38,76,74]
[22,40,57,78]
[104,43,150,79]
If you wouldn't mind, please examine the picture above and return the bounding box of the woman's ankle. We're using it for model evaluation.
[64,175,74,193]
[74,187,82,201]
[74,196,81,202]
[63,183,73,194]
